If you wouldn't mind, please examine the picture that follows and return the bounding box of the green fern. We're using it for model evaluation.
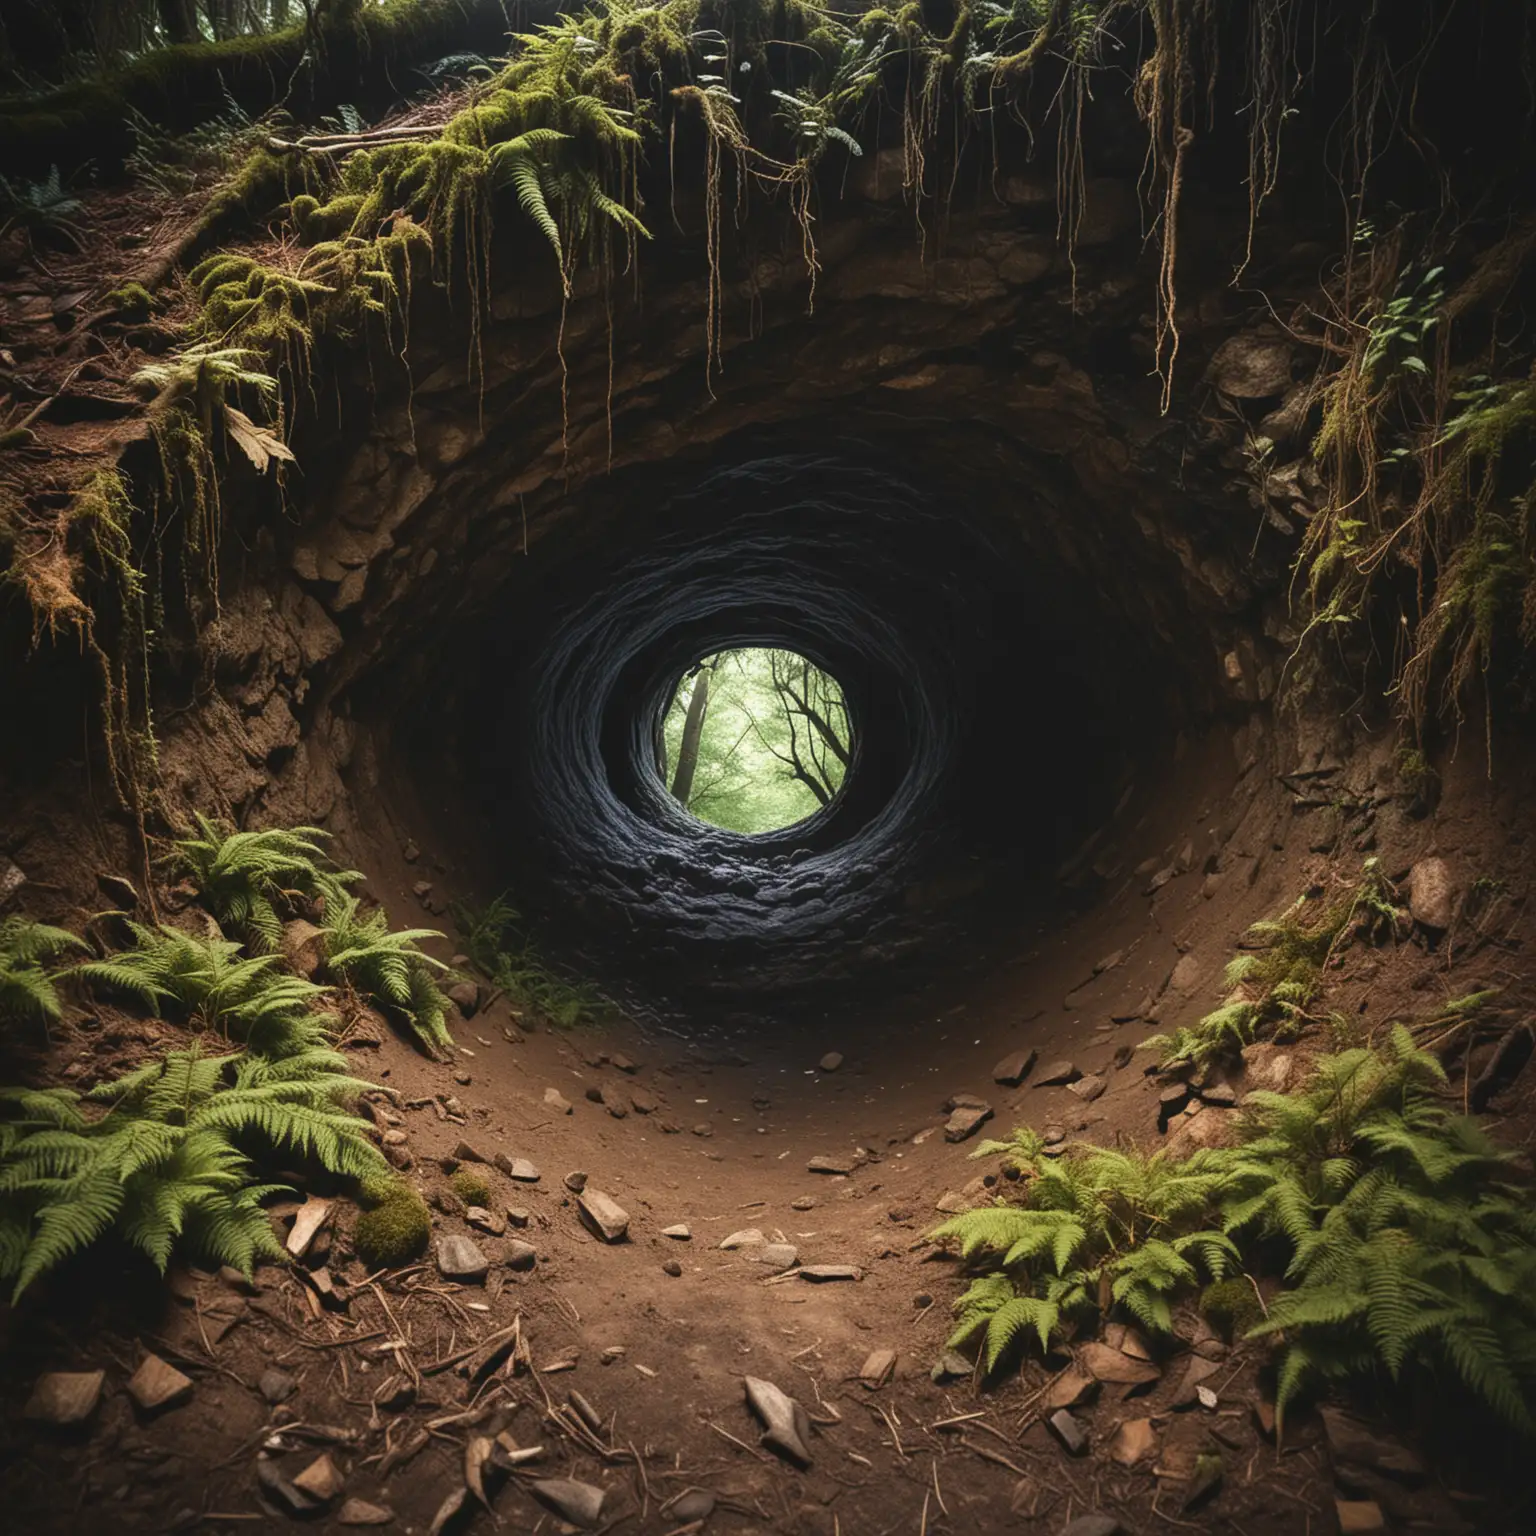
[453,894,606,1030]
[0,1043,384,1300]
[0,916,85,1031]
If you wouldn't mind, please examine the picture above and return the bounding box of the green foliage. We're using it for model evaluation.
[0,166,84,237]
[0,1042,383,1300]
[1199,1277,1263,1340]
[320,886,454,1055]
[72,922,335,1058]
[0,917,86,1032]
[1361,267,1443,387]
[450,1169,492,1207]
[454,895,606,1029]
[172,814,347,951]
[354,1178,431,1269]
[103,282,157,319]
[1144,860,1406,1069]
[932,1139,1235,1370]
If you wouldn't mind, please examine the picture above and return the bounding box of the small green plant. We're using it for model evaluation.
[0,166,85,243]
[132,343,295,473]
[0,1043,384,1300]
[172,815,349,951]
[455,896,606,1029]
[0,917,85,1032]
[1199,1277,1263,1340]
[319,886,454,1056]
[72,923,335,1058]
[450,1169,492,1207]
[353,1178,432,1269]
[1362,266,1443,387]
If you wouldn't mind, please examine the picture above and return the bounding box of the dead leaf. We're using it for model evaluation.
[224,404,296,472]
[465,1436,494,1508]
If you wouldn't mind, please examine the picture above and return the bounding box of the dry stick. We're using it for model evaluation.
[421,1317,522,1376]
[707,1422,771,1463]
[931,1460,949,1517]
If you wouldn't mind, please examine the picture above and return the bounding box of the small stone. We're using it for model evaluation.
[744,1376,813,1467]
[453,1071,472,1086]
[798,1264,862,1282]
[494,1155,539,1182]
[1159,1083,1191,1110]
[337,1499,394,1526]
[1169,954,1203,993]
[544,1088,573,1114]
[669,1490,716,1522]
[944,1092,990,1111]
[1172,1355,1221,1407]
[807,1154,856,1175]
[564,1171,588,1193]
[286,1195,333,1258]
[125,1353,193,1414]
[531,1477,607,1529]
[505,1239,538,1271]
[1061,1517,1124,1536]
[819,1052,844,1072]
[944,1103,994,1142]
[1196,1384,1219,1410]
[452,1140,490,1164]
[1409,857,1455,930]
[578,1189,630,1243]
[291,1453,344,1504]
[1041,1125,1066,1145]
[412,880,433,900]
[1318,1406,1425,1480]
[1047,1409,1090,1455]
[1035,1060,1081,1087]
[506,1207,531,1228]
[1067,1074,1105,1102]
[600,1346,626,1364]
[1200,1081,1238,1107]
[628,1086,658,1114]
[0,856,28,903]
[661,1224,692,1240]
[466,1206,506,1237]
[790,1196,816,1211]
[435,1235,490,1283]
[1078,1343,1159,1386]
[753,1243,799,1271]
[692,1121,712,1137]
[1108,1417,1157,1467]
[382,1128,409,1147]
[662,1259,683,1277]
[403,841,420,862]
[859,1348,897,1388]
[610,1052,638,1073]
[930,1350,971,1384]
[992,1049,1037,1086]
[1043,1370,1098,1411]
[719,1228,765,1250]
[24,1370,105,1426]
[256,1457,318,1515]
[1336,1500,1386,1534]
[259,1368,297,1405]
[446,981,479,1018]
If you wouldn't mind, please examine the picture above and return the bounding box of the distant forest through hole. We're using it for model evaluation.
[658,649,852,834]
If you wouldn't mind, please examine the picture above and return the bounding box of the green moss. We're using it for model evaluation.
[354,1179,432,1268]
[103,282,156,318]
[449,1169,492,1208]
[1199,1278,1263,1341]
[0,427,34,451]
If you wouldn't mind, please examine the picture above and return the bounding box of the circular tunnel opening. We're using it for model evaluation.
[658,648,854,836]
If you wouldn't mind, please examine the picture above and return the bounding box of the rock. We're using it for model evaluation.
[744,1376,813,1467]
[292,1453,344,1504]
[944,1092,991,1112]
[337,1499,394,1525]
[1043,1370,1098,1411]
[506,1207,531,1228]
[798,1264,862,1281]
[598,1082,629,1118]
[1108,1417,1157,1467]
[1035,1060,1081,1087]
[0,855,28,904]
[1200,1081,1238,1107]
[1047,1409,1090,1455]
[466,1206,506,1237]
[753,1243,799,1271]
[259,1368,298,1404]
[24,1369,105,1426]
[819,1052,844,1072]
[286,1195,333,1258]
[992,1049,1038,1086]
[1183,1451,1224,1510]
[495,1155,539,1182]
[661,1259,683,1277]
[1336,1500,1387,1534]
[505,1239,537,1271]
[435,1235,489,1283]
[1408,856,1455,930]
[280,919,326,979]
[125,1353,193,1414]
[452,1139,490,1164]
[1067,1075,1105,1103]
[1093,949,1124,975]
[446,981,479,1018]
[661,1224,692,1240]
[544,1088,573,1114]
[453,1071,472,1086]
[1319,1407,1424,1482]
[807,1154,856,1175]
[531,1477,607,1529]
[719,1228,765,1250]
[1106,1324,1154,1361]
[930,1350,972,1384]
[944,1103,994,1142]
[1196,1383,1219,1410]
[1207,330,1294,398]
[1169,954,1203,993]
[859,1348,896,1388]
[669,1489,716,1522]
[1172,1355,1221,1407]
[609,1052,638,1073]
[790,1196,816,1211]
[256,1457,318,1516]
[578,1189,630,1243]
[564,1171,588,1192]
[1061,1517,1125,1536]
[1078,1343,1159,1386]
[628,1086,658,1114]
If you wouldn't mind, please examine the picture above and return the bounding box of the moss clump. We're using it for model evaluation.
[449,1169,492,1208]
[354,1179,431,1268]
[104,282,156,318]
[1199,1278,1263,1341]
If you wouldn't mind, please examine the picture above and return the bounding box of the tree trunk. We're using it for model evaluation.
[158,0,200,43]
[670,669,710,807]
